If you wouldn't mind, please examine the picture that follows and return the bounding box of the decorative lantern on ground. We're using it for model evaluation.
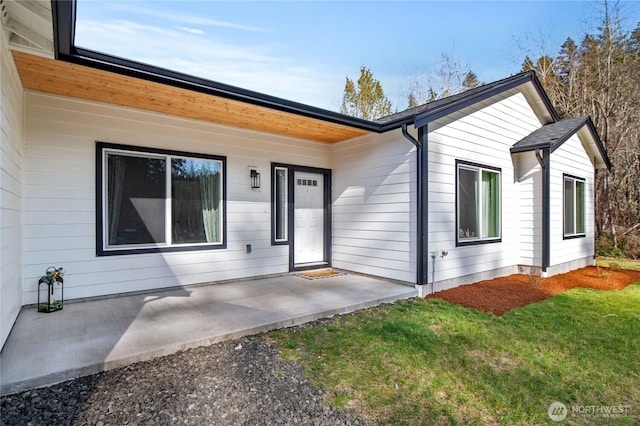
[38,266,64,313]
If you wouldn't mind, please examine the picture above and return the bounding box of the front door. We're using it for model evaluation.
[293,171,325,266]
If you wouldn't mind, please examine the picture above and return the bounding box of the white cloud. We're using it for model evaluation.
[111,3,267,32]
[177,27,206,35]
[75,19,345,110]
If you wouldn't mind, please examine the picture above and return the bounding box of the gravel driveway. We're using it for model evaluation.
[0,336,366,425]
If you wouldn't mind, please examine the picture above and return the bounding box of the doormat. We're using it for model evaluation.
[297,269,345,280]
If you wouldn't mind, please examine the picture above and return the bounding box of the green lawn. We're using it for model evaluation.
[597,257,640,270]
[269,281,640,425]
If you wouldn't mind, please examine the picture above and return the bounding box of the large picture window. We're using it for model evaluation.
[456,160,501,245]
[564,175,586,238]
[97,143,226,255]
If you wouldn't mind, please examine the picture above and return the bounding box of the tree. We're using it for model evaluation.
[340,67,392,120]
[407,93,419,109]
[404,53,481,108]
[520,1,640,256]
[462,71,480,90]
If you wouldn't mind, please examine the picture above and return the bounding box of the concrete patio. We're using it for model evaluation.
[0,271,416,395]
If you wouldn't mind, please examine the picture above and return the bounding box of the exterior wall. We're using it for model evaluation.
[1,37,25,348]
[331,131,416,283]
[548,133,596,274]
[22,92,333,303]
[426,91,543,291]
[513,151,543,268]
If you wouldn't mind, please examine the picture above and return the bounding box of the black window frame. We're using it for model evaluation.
[271,163,289,245]
[455,159,503,247]
[563,173,586,239]
[96,142,227,256]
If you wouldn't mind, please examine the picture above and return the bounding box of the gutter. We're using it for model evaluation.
[535,148,550,275]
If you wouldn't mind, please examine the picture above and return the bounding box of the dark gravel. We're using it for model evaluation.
[0,336,366,425]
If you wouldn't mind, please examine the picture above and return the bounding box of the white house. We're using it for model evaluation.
[0,1,610,349]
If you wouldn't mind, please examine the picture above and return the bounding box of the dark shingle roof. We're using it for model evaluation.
[511,116,612,169]
[511,117,589,153]
[376,70,559,128]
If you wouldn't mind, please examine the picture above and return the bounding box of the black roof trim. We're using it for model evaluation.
[51,0,75,58]
[51,1,566,139]
[511,116,612,170]
[51,0,380,133]
[582,116,612,170]
[407,71,559,129]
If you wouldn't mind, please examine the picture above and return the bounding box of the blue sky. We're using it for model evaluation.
[75,1,640,112]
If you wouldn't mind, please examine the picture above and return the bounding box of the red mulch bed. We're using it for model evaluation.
[425,266,640,315]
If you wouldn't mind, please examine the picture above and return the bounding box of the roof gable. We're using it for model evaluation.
[378,71,559,130]
[511,117,611,170]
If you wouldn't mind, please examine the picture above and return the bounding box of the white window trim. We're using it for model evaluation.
[456,160,502,246]
[273,166,289,243]
[98,144,226,255]
[563,175,586,238]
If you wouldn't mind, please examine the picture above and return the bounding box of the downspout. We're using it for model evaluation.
[402,124,429,295]
[535,148,550,275]
[593,160,597,264]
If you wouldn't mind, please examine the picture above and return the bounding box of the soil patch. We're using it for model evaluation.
[425,266,640,315]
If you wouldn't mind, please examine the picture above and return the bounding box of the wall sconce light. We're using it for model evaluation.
[250,169,261,189]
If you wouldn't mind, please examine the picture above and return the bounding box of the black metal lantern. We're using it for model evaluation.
[250,169,261,189]
[38,266,64,313]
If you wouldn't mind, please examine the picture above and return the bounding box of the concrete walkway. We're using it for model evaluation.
[0,272,416,395]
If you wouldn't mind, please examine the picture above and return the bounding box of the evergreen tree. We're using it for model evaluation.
[340,67,393,120]
[407,93,419,109]
[462,71,480,90]
[519,1,640,256]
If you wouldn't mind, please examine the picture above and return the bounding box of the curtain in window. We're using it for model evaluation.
[564,179,575,234]
[199,166,220,243]
[107,155,126,245]
[459,168,479,238]
[482,170,499,238]
[172,159,221,244]
[576,181,585,234]
[107,153,166,246]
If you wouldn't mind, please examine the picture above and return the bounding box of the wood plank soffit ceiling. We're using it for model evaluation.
[12,51,370,143]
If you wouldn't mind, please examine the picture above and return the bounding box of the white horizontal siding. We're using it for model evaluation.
[1,33,25,349]
[427,92,543,287]
[22,92,332,303]
[513,151,542,267]
[332,131,416,283]
[549,133,595,267]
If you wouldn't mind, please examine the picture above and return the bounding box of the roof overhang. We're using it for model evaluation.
[6,0,377,143]
[576,119,612,170]
[413,71,559,129]
[13,50,372,143]
[511,117,611,170]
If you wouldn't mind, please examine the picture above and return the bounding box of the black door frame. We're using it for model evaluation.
[271,163,331,272]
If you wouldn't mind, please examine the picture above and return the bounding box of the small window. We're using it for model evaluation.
[456,160,501,245]
[98,143,226,255]
[273,166,288,243]
[564,175,586,238]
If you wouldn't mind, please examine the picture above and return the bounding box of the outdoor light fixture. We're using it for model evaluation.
[250,169,261,189]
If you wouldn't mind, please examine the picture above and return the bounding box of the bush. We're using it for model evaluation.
[608,262,622,272]
[596,234,624,258]
[621,234,640,260]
